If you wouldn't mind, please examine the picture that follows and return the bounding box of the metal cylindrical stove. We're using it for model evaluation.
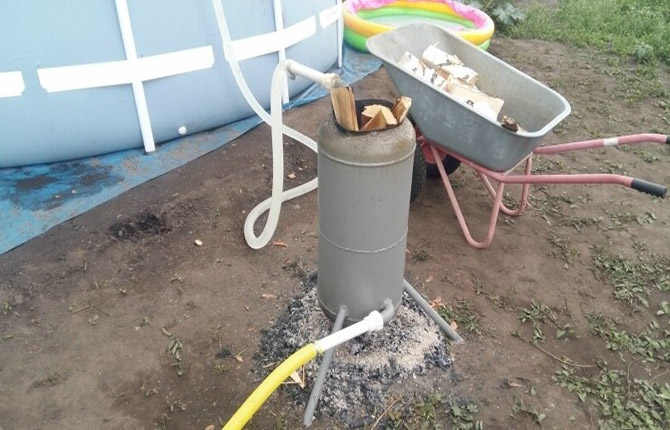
[317,100,415,324]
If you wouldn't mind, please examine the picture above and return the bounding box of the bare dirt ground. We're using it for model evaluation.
[1,36,669,429]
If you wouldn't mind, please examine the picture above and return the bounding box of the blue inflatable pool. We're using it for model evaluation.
[0,0,341,167]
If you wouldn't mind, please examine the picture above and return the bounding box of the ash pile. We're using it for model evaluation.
[255,283,452,424]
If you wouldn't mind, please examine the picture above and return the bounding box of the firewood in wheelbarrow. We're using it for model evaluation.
[446,77,504,121]
[399,51,448,90]
[398,52,425,76]
[422,44,464,67]
[422,45,478,85]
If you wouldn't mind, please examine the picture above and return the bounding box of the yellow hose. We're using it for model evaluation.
[222,343,318,430]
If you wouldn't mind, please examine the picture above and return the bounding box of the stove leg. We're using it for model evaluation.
[404,279,464,344]
[304,304,348,426]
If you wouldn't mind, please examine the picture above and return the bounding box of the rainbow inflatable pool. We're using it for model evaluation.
[344,0,494,52]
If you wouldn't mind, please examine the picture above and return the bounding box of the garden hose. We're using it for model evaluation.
[222,310,385,430]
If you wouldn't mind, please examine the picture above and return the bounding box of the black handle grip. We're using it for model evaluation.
[631,179,667,198]
[666,135,670,145]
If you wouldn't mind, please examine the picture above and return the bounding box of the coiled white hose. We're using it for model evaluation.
[212,0,340,249]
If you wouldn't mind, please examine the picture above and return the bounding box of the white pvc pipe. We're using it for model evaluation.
[114,0,156,153]
[212,0,341,249]
[314,311,384,353]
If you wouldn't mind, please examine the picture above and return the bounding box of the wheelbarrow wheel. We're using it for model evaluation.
[411,144,426,203]
[409,116,461,179]
[426,155,461,178]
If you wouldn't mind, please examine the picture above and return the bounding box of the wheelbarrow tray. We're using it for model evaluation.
[367,24,571,172]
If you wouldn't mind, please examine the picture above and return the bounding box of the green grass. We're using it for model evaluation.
[511,0,670,66]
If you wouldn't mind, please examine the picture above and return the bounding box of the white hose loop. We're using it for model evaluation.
[212,0,334,249]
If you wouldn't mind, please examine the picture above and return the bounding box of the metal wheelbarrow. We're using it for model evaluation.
[367,24,668,248]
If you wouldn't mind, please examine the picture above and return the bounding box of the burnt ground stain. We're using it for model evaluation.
[109,212,170,240]
[0,162,122,211]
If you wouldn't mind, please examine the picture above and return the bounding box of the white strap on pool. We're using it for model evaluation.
[37,46,216,93]
[1,1,343,156]
[0,71,24,98]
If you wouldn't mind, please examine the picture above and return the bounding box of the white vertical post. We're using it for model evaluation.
[336,0,343,68]
[272,0,290,104]
[114,0,156,153]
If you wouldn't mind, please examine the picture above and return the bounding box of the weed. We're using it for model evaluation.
[600,160,629,175]
[448,401,483,430]
[438,299,481,334]
[161,327,185,376]
[385,393,446,429]
[554,365,670,429]
[519,300,557,342]
[605,210,638,229]
[558,215,602,232]
[2,297,12,316]
[282,258,307,279]
[533,157,565,173]
[31,372,62,388]
[410,248,432,263]
[635,149,661,163]
[587,313,670,362]
[511,395,546,425]
[530,189,564,223]
[592,249,670,307]
[548,232,579,267]
[502,192,519,210]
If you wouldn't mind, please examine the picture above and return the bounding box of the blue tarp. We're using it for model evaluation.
[0,47,382,254]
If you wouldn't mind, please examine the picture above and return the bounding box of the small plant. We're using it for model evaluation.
[519,300,557,343]
[547,232,579,266]
[438,299,481,334]
[592,249,670,307]
[465,1,525,31]
[554,365,670,429]
[448,401,483,430]
[511,395,546,425]
[410,248,432,263]
[385,393,447,429]
[587,312,670,362]
[634,149,661,163]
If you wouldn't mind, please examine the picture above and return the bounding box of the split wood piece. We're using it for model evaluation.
[360,105,397,131]
[331,86,358,131]
[398,51,424,76]
[422,44,463,67]
[398,51,449,90]
[446,78,504,121]
[391,96,412,123]
[422,45,478,85]
[361,104,383,126]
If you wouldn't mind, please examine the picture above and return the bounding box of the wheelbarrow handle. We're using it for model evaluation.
[631,179,667,198]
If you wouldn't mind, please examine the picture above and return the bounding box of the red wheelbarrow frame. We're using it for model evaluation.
[418,132,669,249]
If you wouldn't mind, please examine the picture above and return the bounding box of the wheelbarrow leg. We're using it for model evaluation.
[478,157,532,216]
[431,145,504,249]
